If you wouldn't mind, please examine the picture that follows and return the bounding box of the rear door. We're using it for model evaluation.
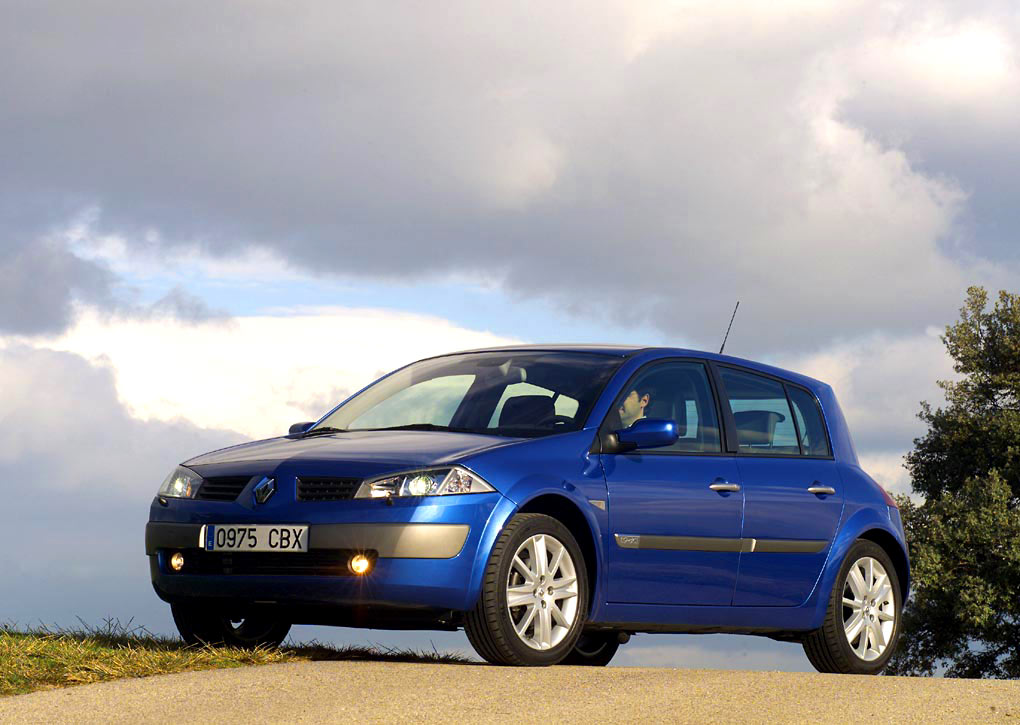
[716,366,844,606]
[603,359,744,606]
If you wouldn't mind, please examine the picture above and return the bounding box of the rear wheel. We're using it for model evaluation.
[559,632,621,666]
[465,513,588,666]
[171,603,291,649]
[803,540,901,674]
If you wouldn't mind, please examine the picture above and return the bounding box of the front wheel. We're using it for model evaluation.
[171,603,291,649]
[465,513,588,666]
[803,540,901,674]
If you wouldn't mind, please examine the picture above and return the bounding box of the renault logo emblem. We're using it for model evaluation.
[253,477,276,504]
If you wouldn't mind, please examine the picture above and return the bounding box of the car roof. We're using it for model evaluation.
[443,344,828,390]
[449,343,647,357]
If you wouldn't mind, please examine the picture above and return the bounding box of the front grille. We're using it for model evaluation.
[179,548,373,576]
[196,476,252,502]
[296,477,361,501]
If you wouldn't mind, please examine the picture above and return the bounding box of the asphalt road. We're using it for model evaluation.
[2,661,1018,724]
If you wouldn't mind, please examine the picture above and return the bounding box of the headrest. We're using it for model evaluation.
[733,410,785,445]
[500,395,555,427]
[643,395,687,436]
[645,399,673,419]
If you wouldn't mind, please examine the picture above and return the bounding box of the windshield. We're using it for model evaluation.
[314,351,624,438]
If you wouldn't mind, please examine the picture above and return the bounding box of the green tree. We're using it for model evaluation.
[888,287,1020,678]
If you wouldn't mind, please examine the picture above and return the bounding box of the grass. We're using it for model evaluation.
[0,619,470,697]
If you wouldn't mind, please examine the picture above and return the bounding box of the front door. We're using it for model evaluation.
[601,359,743,606]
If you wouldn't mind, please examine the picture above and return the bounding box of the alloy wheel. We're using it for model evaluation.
[842,556,896,661]
[505,533,579,650]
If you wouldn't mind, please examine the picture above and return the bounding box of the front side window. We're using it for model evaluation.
[602,361,722,453]
[719,368,800,455]
[315,352,623,438]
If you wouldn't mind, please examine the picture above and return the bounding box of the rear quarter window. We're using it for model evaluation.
[787,386,832,457]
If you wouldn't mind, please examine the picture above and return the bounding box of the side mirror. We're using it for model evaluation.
[608,418,679,453]
[289,421,315,435]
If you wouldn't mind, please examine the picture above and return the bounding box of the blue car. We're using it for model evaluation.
[146,345,908,672]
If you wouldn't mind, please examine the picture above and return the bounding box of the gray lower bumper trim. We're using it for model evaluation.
[312,524,469,558]
[146,522,201,555]
[146,522,469,559]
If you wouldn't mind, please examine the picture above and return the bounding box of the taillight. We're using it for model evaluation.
[879,485,898,508]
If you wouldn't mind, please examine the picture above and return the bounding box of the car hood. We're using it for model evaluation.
[183,430,521,471]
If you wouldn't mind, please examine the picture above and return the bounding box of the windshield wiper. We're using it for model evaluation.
[301,426,348,437]
[359,423,476,433]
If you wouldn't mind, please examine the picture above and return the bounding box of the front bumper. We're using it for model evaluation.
[147,492,509,613]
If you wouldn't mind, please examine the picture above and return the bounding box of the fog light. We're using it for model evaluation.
[349,554,371,575]
[170,552,185,572]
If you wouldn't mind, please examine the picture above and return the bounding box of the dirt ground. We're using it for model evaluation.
[2,660,1017,724]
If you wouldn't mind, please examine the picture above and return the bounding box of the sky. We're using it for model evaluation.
[1,0,1018,670]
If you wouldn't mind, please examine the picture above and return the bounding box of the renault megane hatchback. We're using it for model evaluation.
[146,345,908,672]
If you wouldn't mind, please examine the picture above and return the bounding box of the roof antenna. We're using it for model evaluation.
[719,301,740,355]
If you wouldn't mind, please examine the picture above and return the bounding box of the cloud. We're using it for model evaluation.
[0,238,115,335]
[2,1,1016,351]
[0,344,243,490]
[0,225,227,335]
[28,306,517,440]
[0,344,243,628]
[776,329,954,457]
[837,8,1020,263]
[145,286,228,323]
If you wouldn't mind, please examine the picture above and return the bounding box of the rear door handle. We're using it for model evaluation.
[807,485,836,495]
[709,481,741,493]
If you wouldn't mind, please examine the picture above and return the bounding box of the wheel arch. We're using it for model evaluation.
[857,527,911,601]
[807,508,910,629]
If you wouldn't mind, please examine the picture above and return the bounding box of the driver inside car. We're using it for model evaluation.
[618,385,653,428]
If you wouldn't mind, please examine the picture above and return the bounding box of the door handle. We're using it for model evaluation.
[709,482,741,493]
[807,485,836,495]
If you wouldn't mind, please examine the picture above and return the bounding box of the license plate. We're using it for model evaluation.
[201,524,309,552]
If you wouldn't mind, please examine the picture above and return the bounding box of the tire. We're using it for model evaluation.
[559,632,621,666]
[171,603,291,649]
[465,513,589,666]
[803,539,902,674]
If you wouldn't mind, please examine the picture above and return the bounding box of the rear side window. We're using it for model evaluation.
[719,368,799,455]
[602,361,722,453]
[787,386,831,457]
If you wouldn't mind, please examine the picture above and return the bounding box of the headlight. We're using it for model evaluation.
[158,466,203,499]
[354,466,495,499]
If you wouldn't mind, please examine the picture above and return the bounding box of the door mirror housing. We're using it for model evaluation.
[605,418,680,453]
[288,421,315,435]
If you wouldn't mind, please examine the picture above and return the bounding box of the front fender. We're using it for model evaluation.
[805,505,909,629]
[463,482,609,618]
[462,494,520,611]
[459,433,608,614]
